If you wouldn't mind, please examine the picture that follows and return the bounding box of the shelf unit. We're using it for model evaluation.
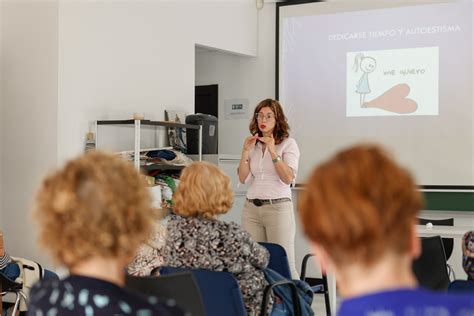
[95,119,202,170]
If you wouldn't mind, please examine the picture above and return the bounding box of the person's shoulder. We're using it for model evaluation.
[168,214,181,221]
[38,276,185,315]
[279,137,298,147]
[430,290,474,305]
[212,218,243,231]
[279,137,300,157]
[169,216,220,233]
[198,218,241,235]
[340,288,474,316]
[416,289,474,313]
[227,220,245,232]
[226,221,258,242]
[167,214,186,227]
[30,276,60,297]
[203,220,248,240]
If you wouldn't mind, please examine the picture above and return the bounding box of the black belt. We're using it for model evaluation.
[247,198,291,207]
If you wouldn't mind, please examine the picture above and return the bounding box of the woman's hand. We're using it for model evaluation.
[239,135,257,183]
[259,135,294,184]
[258,135,276,156]
[243,134,258,152]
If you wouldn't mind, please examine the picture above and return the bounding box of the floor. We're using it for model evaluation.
[311,293,340,315]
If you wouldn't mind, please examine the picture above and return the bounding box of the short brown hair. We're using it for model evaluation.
[250,99,290,145]
[299,144,422,266]
[33,151,155,267]
[173,162,233,219]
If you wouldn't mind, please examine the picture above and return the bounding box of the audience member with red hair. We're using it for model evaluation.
[299,144,473,315]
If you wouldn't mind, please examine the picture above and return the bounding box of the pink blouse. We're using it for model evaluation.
[242,137,300,199]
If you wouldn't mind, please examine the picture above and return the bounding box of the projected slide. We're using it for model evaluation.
[346,47,439,117]
[279,1,473,186]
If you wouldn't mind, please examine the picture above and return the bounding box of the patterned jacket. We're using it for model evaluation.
[163,215,271,316]
[128,219,169,276]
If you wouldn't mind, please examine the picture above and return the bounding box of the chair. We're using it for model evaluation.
[300,254,331,316]
[447,280,474,293]
[259,242,292,279]
[259,242,326,315]
[412,235,450,290]
[1,271,27,316]
[160,267,247,316]
[418,218,455,280]
[125,272,205,316]
[160,266,301,316]
[418,218,454,260]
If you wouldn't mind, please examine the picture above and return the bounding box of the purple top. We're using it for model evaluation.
[338,288,474,316]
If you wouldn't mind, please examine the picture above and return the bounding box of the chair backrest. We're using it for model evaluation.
[1,271,25,315]
[448,280,474,293]
[160,267,247,316]
[300,253,331,316]
[0,271,22,292]
[418,218,454,260]
[412,235,450,290]
[125,272,205,316]
[259,242,292,279]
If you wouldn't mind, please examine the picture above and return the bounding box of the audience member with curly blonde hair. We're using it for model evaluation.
[29,151,183,315]
[299,144,474,316]
[163,161,272,316]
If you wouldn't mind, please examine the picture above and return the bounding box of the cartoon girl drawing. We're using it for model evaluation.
[353,53,377,106]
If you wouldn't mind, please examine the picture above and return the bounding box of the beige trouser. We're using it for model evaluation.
[242,200,299,279]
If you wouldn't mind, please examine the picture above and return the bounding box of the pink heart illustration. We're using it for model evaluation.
[363,83,418,114]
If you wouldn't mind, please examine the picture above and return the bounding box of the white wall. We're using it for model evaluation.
[196,4,275,155]
[0,0,3,227]
[1,0,257,264]
[194,0,274,230]
[1,1,59,264]
[57,1,257,163]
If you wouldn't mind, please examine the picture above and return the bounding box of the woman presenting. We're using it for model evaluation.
[238,98,300,278]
